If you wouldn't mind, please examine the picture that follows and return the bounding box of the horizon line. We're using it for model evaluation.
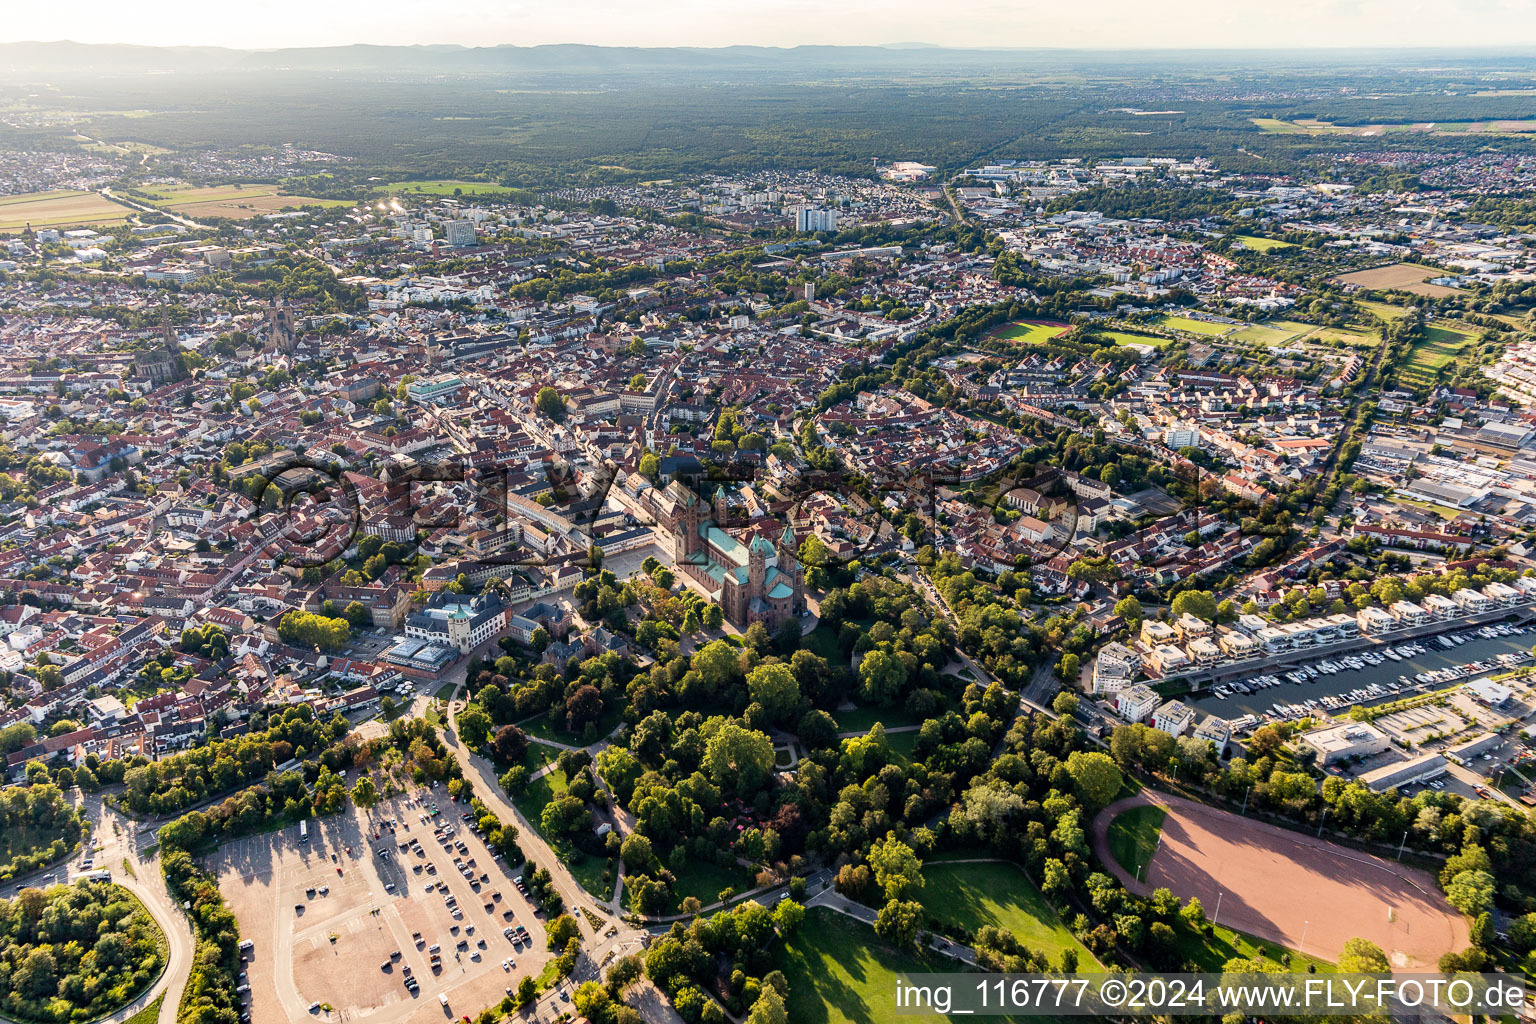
[5,38,1536,54]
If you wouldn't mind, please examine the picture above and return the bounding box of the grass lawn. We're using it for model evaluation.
[1101,330,1173,349]
[511,767,569,821]
[382,179,516,196]
[917,861,1096,966]
[1388,495,1460,520]
[669,859,759,909]
[1358,299,1413,320]
[0,819,81,877]
[566,850,614,899]
[1299,322,1380,347]
[516,702,623,745]
[993,319,1070,344]
[123,995,164,1024]
[803,622,845,663]
[1177,920,1333,973]
[1231,323,1302,346]
[1251,117,1315,133]
[433,683,458,700]
[1152,315,1231,336]
[885,730,919,762]
[511,767,614,898]
[1234,234,1295,252]
[832,703,930,734]
[1105,805,1166,877]
[777,908,988,1024]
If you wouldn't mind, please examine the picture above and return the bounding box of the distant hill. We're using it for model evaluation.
[3,40,1534,79]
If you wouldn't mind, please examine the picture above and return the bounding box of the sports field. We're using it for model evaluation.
[994,319,1070,344]
[1151,314,1231,337]
[0,189,134,231]
[1332,263,1463,298]
[1229,323,1300,346]
[136,183,349,219]
[1093,792,1467,968]
[1102,330,1172,349]
[1105,804,1165,876]
[1234,234,1294,252]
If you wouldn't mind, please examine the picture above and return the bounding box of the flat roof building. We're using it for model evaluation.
[1301,721,1390,765]
[1358,753,1447,792]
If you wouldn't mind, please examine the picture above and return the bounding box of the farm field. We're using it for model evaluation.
[135,182,349,219]
[1092,791,1467,967]
[381,179,517,196]
[917,860,1097,966]
[1253,117,1536,136]
[1234,234,1294,251]
[1151,314,1232,336]
[993,319,1070,344]
[1397,322,1479,389]
[0,189,134,231]
[1332,263,1463,297]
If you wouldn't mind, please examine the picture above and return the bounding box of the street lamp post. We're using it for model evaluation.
[1317,805,1329,838]
[1214,890,1223,925]
[1301,920,1310,953]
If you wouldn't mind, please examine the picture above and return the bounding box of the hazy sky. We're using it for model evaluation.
[5,0,1536,50]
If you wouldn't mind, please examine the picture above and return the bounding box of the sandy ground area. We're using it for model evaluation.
[212,787,551,1024]
[1093,790,1468,968]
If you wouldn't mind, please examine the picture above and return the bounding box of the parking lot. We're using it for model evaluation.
[213,785,551,1024]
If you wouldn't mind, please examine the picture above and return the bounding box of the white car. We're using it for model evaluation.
[502,959,511,971]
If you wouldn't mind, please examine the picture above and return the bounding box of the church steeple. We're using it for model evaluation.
[777,524,799,570]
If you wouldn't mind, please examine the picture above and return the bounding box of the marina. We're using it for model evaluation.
[1187,622,1535,725]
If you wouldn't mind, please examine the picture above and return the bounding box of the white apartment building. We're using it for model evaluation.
[1357,605,1397,634]
[1186,637,1221,666]
[1453,588,1492,613]
[1153,699,1196,737]
[1163,423,1201,448]
[1116,683,1161,724]
[1217,631,1258,659]
[1423,593,1459,619]
[793,207,839,233]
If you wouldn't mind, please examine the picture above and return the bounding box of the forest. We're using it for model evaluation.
[0,784,84,882]
[2,48,1535,185]
[0,881,165,1024]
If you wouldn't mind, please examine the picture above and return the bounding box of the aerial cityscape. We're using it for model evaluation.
[1,21,1536,1024]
